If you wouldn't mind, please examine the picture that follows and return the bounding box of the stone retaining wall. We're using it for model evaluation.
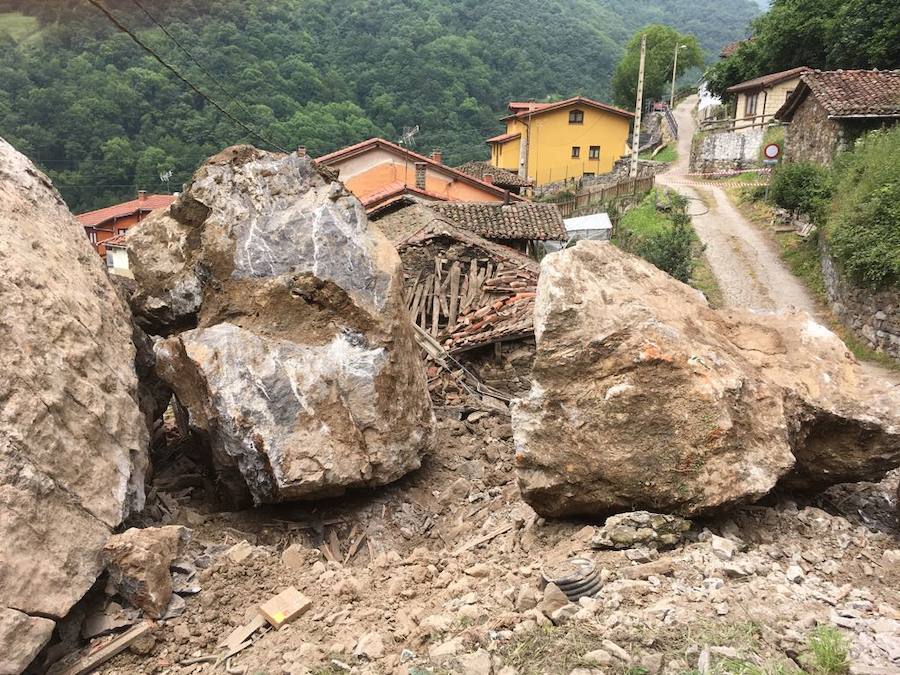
[690,126,764,174]
[819,237,900,359]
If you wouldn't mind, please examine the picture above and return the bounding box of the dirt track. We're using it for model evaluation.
[657,97,818,314]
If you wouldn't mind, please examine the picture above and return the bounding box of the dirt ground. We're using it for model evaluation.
[43,409,898,675]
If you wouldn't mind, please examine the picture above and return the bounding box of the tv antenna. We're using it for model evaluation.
[159,169,173,184]
[399,125,419,148]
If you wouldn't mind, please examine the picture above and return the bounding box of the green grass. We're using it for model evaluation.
[498,623,616,675]
[804,626,850,675]
[639,144,677,163]
[692,253,725,308]
[618,192,671,237]
[0,12,39,41]
[775,232,827,301]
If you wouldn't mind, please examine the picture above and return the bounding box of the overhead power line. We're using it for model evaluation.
[86,0,289,153]
[128,0,261,127]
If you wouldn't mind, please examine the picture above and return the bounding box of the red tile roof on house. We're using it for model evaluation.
[776,69,900,121]
[485,132,522,145]
[103,233,127,248]
[455,161,532,188]
[76,193,175,227]
[315,137,522,202]
[507,101,553,113]
[361,182,450,215]
[501,95,634,121]
[726,66,811,94]
[428,202,567,241]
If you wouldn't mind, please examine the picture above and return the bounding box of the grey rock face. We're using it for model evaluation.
[129,146,434,503]
[0,137,148,672]
[514,241,900,518]
[0,608,55,675]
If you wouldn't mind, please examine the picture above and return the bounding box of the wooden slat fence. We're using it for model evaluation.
[552,175,655,218]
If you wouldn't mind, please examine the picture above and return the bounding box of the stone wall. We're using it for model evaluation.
[819,237,900,358]
[784,95,843,165]
[689,125,765,174]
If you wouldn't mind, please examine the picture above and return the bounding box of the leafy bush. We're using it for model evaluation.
[769,162,833,222]
[826,128,900,289]
[636,218,698,283]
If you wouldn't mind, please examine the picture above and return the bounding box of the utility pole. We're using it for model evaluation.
[670,44,686,109]
[630,34,647,179]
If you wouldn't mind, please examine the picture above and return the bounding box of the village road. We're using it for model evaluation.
[658,97,899,384]
[657,96,818,315]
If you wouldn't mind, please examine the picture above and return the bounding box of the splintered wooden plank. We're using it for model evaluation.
[459,275,470,313]
[447,263,461,330]
[431,287,441,337]
[405,271,421,311]
[258,587,312,629]
[409,281,424,321]
[220,613,266,651]
[420,274,433,328]
[58,621,154,675]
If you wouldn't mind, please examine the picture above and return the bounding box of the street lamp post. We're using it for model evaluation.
[670,44,687,109]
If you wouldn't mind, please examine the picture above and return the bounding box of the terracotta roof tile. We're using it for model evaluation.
[501,95,634,121]
[802,69,900,118]
[485,132,522,144]
[726,66,811,93]
[103,233,127,247]
[76,194,175,227]
[428,202,566,242]
[455,161,532,188]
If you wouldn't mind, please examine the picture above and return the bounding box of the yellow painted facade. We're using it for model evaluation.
[488,99,633,186]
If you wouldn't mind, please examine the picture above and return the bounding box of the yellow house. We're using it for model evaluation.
[487,96,634,186]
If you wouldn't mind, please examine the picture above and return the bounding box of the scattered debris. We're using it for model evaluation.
[50,621,154,675]
[592,511,693,550]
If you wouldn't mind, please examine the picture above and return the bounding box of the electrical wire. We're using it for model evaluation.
[128,0,261,128]
[86,0,288,153]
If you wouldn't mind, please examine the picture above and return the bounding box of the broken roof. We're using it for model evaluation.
[726,66,811,94]
[776,69,900,121]
[427,202,566,242]
[455,161,532,188]
[76,194,175,227]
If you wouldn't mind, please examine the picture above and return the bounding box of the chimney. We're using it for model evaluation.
[484,174,494,184]
[137,190,147,202]
[414,162,427,190]
[296,146,307,157]
[431,149,443,164]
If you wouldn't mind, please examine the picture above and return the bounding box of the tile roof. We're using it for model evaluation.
[777,69,900,120]
[103,233,127,248]
[455,161,532,188]
[502,95,634,121]
[726,66,811,93]
[444,292,536,354]
[315,137,522,202]
[428,202,566,241]
[76,194,175,227]
[361,182,448,212]
[485,132,522,145]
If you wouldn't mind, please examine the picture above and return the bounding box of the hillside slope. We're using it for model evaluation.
[0,0,758,211]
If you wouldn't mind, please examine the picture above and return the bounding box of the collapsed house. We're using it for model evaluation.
[373,203,557,400]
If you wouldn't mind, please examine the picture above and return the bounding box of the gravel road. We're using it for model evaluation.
[657,97,818,314]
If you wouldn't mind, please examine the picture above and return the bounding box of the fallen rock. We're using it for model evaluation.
[0,608,55,675]
[0,137,148,671]
[103,526,191,619]
[538,583,572,618]
[130,145,434,503]
[592,511,692,549]
[710,535,737,561]
[353,631,385,660]
[513,241,900,517]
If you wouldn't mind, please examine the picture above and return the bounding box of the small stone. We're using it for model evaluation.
[592,511,692,550]
[455,649,493,675]
[702,577,724,590]
[226,540,254,564]
[400,649,416,662]
[129,631,157,655]
[716,603,730,616]
[601,639,630,662]
[550,604,579,625]
[582,649,615,666]
[538,583,571,618]
[710,535,736,561]
[281,543,306,571]
[786,565,804,583]
[882,550,900,565]
[354,632,384,660]
[429,637,464,661]
[465,563,492,578]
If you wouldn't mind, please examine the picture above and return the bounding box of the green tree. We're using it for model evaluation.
[612,25,704,108]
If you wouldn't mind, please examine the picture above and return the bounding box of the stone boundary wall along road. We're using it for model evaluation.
[819,236,900,359]
[690,126,765,174]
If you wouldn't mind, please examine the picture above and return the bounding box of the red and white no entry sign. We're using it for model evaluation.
[764,143,781,160]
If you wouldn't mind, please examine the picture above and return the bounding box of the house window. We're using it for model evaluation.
[583,172,595,178]
[569,110,584,124]
[117,228,127,235]
[571,146,581,158]
[785,89,794,103]
[589,146,600,160]
[105,252,114,268]
[744,92,759,117]
[88,230,97,244]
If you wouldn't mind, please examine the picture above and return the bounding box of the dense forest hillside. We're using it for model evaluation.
[0,0,758,211]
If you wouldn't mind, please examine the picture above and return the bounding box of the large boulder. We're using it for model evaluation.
[128,146,434,504]
[0,138,148,669]
[513,241,900,518]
